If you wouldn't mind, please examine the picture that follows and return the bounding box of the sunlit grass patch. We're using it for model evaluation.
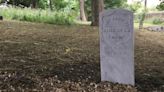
[0,8,75,25]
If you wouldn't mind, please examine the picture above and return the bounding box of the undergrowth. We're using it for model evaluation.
[0,8,75,25]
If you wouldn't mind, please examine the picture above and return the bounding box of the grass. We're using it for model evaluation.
[134,22,164,28]
[1,7,163,27]
[0,8,75,25]
[0,20,163,91]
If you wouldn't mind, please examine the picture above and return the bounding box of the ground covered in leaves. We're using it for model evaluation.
[0,20,163,92]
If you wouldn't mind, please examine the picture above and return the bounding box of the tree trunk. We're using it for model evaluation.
[12,0,15,6]
[144,0,147,11]
[139,0,147,30]
[99,0,104,12]
[31,0,37,8]
[49,0,53,11]
[91,0,104,26]
[79,0,87,21]
[139,12,145,30]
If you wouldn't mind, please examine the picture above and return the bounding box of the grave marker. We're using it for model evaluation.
[99,9,134,85]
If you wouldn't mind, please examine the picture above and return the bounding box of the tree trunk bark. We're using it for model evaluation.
[144,0,147,11]
[139,0,147,30]
[91,0,104,26]
[49,0,53,11]
[99,0,104,12]
[79,0,87,21]
[31,0,37,8]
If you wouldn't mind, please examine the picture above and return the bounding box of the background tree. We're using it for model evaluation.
[91,0,104,26]
[85,0,126,24]
[157,1,164,11]
[144,0,147,10]
[49,0,53,10]
[139,0,147,30]
[79,0,87,21]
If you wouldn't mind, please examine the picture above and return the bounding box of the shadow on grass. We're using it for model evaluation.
[135,69,164,92]
[46,62,101,83]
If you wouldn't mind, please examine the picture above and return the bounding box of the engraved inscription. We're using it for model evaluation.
[103,28,130,32]
[100,9,134,85]
[104,15,130,28]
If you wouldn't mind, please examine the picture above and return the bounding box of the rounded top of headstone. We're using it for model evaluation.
[100,8,133,17]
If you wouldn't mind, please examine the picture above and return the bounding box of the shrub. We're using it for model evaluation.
[153,18,163,24]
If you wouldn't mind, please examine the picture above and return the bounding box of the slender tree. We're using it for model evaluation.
[49,0,53,10]
[144,0,147,10]
[79,0,87,21]
[91,0,104,26]
[139,0,147,30]
[31,0,38,8]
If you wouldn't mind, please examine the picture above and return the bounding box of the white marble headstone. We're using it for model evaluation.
[99,9,134,85]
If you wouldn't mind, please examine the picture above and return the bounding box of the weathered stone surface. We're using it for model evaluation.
[146,26,164,31]
[99,9,134,85]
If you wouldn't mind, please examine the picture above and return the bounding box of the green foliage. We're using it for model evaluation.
[84,0,127,21]
[1,8,75,25]
[152,18,163,24]
[38,0,48,9]
[126,1,142,13]
[139,12,146,22]
[7,0,79,11]
[156,1,164,11]
[52,0,79,11]
[52,0,67,10]
[104,0,127,9]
